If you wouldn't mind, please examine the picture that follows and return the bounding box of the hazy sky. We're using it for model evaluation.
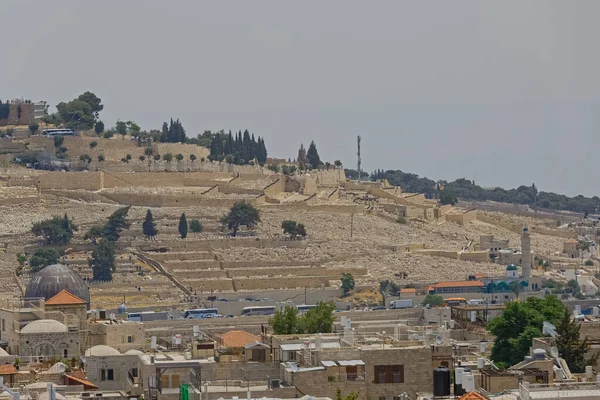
[2,1,599,197]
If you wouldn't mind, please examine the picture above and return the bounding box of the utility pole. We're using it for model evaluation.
[350,213,354,238]
[357,135,362,182]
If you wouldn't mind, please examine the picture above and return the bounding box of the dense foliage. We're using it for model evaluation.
[306,141,321,169]
[220,201,261,237]
[31,215,76,245]
[341,273,355,296]
[366,169,600,214]
[89,239,115,281]
[103,206,131,241]
[281,220,307,240]
[422,294,444,307]
[379,280,400,295]
[555,309,598,373]
[189,219,203,233]
[160,119,186,143]
[488,296,564,367]
[269,302,336,334]
[208,129,267,165]
[29,248,59,272]
[142,209,158,239]
[178,213,188,239]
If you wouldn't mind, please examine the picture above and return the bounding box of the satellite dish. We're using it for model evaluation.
[550,347,559,358]
[435,335,443,345]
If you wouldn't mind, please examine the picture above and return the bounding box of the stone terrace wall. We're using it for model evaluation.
[99,192,250,207]
[103,171,234,188]
[36,171,103,190]
[234,276,330,290]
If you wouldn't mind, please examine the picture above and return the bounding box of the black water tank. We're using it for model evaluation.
[433,366,451,397]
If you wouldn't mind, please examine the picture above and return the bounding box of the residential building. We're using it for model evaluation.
[427,281,485,294]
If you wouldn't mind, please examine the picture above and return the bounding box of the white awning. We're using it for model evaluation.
[321,361,337,367]
[337,360,365,366]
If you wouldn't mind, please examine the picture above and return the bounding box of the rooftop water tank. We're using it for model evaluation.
[433,367,451,397]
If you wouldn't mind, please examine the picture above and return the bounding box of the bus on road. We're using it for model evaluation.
[241,306,276,316]
[184,308,218,319]
[41,129,74,137]
[296,304,317,313]
[127,311,171,322]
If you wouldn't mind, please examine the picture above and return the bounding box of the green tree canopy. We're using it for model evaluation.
[488,295,565,367]
[89,239,115,281]
[380,280,400,295]
[94,120,104,134]
[341,273,355,296]
[29,248,59,273]
[103,206,131,241]
[56,99,95,130]
[32,215,76,245]
[281,220,307,240]
[178,213,188,239]
[220,201,261,237]
[28,123,39,135]
[160,119,186,143]
[189,219,203,233]
[555,308,598,373]
[306,141,321,169]
[84,225,104,244]
[143,209,158,239]
[422,294,444,307]
[269,302,336,335]
[439,190,458,205]
[77,91,103,118]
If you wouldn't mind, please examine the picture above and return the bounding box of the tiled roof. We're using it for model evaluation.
[400,288,416,293]
[45,290,86,306]
[0,365,17,375]
[565,239,578,244]
[219,330,261,348]
[64,374,98,389]
[432,280,484,288]
[458,392,487,400]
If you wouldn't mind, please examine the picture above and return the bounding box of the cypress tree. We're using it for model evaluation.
[142,209,158,239]
[178,213,188,239]
[161,122,169,143]
[306,141,321,169]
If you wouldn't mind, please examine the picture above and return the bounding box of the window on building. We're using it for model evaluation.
[63,349,67,358]
[127,336,133,343]
[374,365,404,384]
[102,369,115,381]
[130,368,138,378]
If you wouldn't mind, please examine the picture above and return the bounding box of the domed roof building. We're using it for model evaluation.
[21,319,67,334]
[25,264,90,308]
[85,345,121,357]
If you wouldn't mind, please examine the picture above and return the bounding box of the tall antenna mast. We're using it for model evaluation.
[357,135,362,181]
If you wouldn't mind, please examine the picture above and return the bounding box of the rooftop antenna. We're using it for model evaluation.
[357,135,362,182]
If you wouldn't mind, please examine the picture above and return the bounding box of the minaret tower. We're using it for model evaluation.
[521,226,531,279]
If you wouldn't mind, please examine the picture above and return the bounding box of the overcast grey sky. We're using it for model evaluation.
[2,1,599,196]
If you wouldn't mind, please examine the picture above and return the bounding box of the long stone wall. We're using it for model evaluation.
[234,276,330,290]
[36,171,104,190]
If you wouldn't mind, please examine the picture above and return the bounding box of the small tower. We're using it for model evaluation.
[521,226,531,279]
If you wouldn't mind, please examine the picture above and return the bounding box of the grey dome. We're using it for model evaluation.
[25,264,90,307]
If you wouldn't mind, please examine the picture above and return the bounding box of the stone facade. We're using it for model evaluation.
[88,321,146,353]
[288,346,433,400]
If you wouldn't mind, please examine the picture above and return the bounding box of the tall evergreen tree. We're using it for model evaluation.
[178,213,188,239]
[104,206,131,241]
[142,209,158,239]
[89,239,116,281]
[306,141,321,169]
[160,122,169,143]
[555,309,598,372]
[297,143,308,169]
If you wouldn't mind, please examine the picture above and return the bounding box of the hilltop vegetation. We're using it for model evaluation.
[361,169,600,214]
